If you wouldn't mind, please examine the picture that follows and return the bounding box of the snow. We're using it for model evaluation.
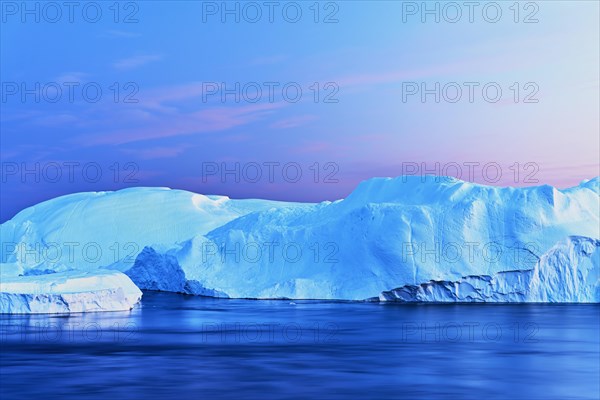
[1,176,599,309]
[0,187,299,276]
[0,270,142,314]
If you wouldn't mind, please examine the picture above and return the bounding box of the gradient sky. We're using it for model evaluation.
[1,1,599,221]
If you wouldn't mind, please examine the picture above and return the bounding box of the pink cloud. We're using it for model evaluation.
[270,115,317,129]
[120,144,191,160]
[291,141,331,154]
[113,54,162,70]
[137,82,209,112]
[75,102,285,146]
[336,54,535,89]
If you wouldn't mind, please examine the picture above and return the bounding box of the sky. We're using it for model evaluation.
[1,0,599,221]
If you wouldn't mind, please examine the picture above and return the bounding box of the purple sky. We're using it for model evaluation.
[1,1,599,221]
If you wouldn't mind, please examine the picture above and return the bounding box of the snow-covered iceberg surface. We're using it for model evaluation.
[2,176,599,303]
[378,236,600,303]
[0,270,142,314]
[0,187,303,276]
[133,176,599,300]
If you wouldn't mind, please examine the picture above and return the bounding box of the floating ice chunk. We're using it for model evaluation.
[0,270,142,314]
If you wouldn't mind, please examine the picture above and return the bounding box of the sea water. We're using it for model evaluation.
[1,292,598,399]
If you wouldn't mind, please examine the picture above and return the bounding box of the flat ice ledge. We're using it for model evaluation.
[0,270,142,314]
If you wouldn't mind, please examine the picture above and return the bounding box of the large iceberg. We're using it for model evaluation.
[1,176,599,309]
[0,270,142,314]
[131,176,599,300]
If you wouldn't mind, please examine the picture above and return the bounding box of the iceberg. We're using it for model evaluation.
[378,236,600,302]
[126,247,229,297]
[0,187,300,276]
[0,270,142,314]
[1,176,599,309]
[133,176,599,300]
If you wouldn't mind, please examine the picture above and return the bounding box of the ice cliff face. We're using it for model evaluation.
[126,247,229,297]
[0,270,142,314]
[1,176,599,307]
[379,236,600,302]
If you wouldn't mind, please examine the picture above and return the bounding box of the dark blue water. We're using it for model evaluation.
[1,292,598,400]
